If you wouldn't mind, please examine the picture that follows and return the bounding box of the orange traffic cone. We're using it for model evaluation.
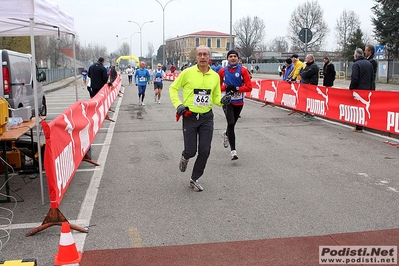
[54,222,82,265]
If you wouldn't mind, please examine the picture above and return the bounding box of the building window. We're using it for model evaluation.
[216,38,221,48]
[195,38,199,47]
[207,38,212,47]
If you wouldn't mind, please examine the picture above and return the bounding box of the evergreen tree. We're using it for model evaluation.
[342,28,365,61]
[372,0,399,59]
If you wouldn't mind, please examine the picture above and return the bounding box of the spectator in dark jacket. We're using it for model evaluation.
[300,54,319,85]
[322,57,336,87]
[300,54,319,119]
[349,48,374,91]
[365,44,378,90]
[349,48,374,132]
[109,65,117,83]
[88,57,108,98]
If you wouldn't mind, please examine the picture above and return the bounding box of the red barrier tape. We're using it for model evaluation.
[164,73,178,81]
[42,76,122,208]
[247,79,399,135]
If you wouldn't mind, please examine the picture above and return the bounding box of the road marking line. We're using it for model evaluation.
[4,219,88,230]
[72,95,123,251]
[128,227,143,247]
[76,168,100,172]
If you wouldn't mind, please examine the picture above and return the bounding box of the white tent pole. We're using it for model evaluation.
[73,35,78,101]
[30,17,45,205]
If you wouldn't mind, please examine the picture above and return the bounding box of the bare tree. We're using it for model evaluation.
[78,43,93,62]
[287,0,328,52]
[257,42,269,52]
[146,42,154,59]
[165,41,177,65]
[172,41,183,65]
[362,32,377,46]
[188,48,196,64]
[35,36,50,64]
[233,16,265,62]
[269,37,290,52]
[94,45,108,61]
[335,10,361,51]
[118,43,130,57]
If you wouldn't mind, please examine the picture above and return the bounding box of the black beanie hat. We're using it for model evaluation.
[227,50,239,58]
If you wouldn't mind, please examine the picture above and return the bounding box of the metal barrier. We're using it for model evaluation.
[41,68,74,85]
[336,71,346,80]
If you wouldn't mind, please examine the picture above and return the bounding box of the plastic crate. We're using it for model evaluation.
[0,259,37,266]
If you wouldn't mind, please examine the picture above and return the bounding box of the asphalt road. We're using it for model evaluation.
[1,74,399,265]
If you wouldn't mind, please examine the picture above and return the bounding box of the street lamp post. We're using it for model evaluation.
[130,31,141,57]
[116,34,119,50]
[155,0,176,65]
[119,38,128,47]
[229,0,233,51]
[127,20,154,58]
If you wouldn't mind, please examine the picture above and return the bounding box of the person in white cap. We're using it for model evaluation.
[152,63,166,104]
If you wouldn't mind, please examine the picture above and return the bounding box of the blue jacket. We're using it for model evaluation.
[134,68,151,86]
[283,64,294,81]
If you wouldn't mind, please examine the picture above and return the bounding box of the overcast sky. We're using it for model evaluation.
[54,0,376,57]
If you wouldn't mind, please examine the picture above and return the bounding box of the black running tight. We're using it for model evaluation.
[223,104,243,151]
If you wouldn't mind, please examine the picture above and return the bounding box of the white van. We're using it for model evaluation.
[0,50,47,116]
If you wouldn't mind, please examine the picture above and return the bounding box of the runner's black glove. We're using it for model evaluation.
[221,94,232,105]
[226,84,238,93]
[176,104,192,121]
[176,104,187,115]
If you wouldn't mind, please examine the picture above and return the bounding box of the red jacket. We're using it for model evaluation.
[218,65,252,105]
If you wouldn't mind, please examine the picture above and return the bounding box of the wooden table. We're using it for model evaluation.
[0,117,44,202]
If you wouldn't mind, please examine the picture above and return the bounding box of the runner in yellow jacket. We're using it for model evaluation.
[169,45,231,192]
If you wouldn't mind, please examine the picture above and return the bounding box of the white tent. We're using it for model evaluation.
[0,0,76,205]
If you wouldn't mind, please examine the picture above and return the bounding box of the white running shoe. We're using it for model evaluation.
[141,102,145,106]
[157,100,161,104]
[222,131,229,148]
[231,150,238,160]
[190,178,203,192]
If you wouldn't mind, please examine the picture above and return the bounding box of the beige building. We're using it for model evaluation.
[165,31,234,67]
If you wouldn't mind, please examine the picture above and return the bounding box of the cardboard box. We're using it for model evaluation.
[0,149,22,171]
